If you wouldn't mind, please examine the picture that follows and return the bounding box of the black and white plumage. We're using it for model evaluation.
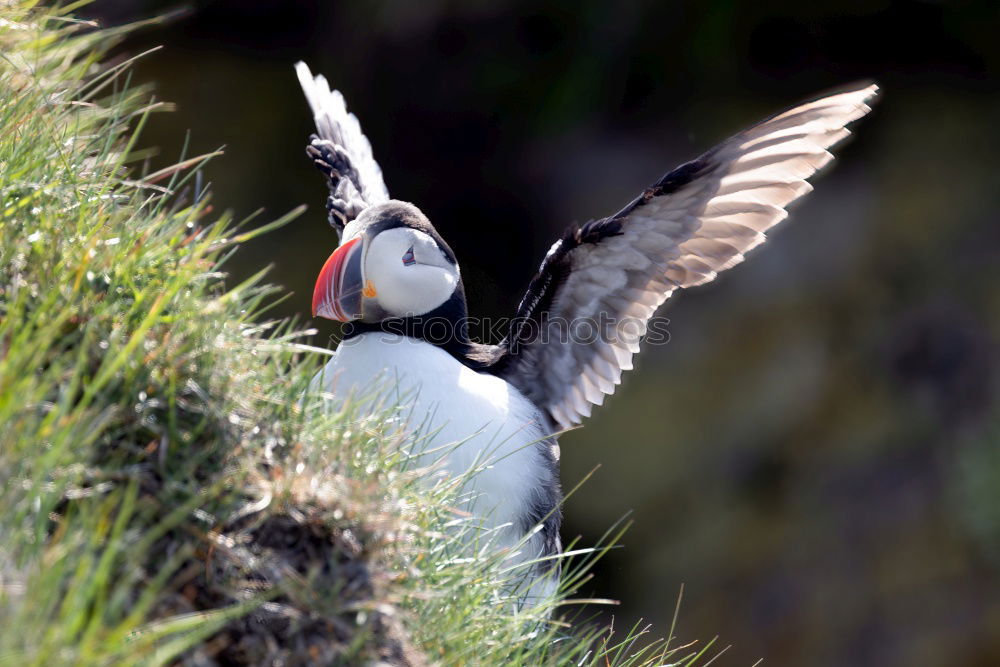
[297,61,877,603]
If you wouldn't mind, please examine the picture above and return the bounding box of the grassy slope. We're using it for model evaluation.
[0,4,712,665]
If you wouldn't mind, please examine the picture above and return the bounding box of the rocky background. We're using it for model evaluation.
[87,1,1000,664]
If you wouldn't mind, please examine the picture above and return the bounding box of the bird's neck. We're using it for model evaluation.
[343,289,498,369]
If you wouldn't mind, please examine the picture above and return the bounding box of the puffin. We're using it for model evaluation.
[295,62,877,603]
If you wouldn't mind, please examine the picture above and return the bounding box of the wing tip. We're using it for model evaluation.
[827,80,880,120]
[295,61,348,120]
[858,81,880,100]
[850,81,880,118]
[295,61,324,116]
[817,79,880,104]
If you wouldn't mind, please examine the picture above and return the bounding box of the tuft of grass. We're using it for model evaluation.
[0,3,716,664]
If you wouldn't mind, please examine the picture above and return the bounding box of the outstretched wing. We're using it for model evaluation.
[295,62,390,234]
[498,84,878,430]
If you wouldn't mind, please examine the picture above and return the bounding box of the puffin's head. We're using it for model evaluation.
[312,200,461,323]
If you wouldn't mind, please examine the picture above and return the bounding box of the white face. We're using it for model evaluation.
[364,227,459,318]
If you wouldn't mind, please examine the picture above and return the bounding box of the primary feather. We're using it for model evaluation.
[500,84,879,429]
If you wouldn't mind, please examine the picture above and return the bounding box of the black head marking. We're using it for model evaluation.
[341,200,504,369]
[353,200,458,266]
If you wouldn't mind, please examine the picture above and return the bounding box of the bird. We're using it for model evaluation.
[295,61,877,604]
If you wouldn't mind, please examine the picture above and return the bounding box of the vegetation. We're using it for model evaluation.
[0,4,714,664]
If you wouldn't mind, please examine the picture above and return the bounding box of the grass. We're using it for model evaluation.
[0,3,716,664]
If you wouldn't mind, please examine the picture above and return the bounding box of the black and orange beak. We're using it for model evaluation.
[312,237,367,321]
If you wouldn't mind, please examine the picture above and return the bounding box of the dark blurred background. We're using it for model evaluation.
[85,1,1000,664]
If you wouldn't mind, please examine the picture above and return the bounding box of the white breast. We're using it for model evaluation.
[312,333,551,554]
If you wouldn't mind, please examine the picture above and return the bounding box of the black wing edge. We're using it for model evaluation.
[498,155,710,363]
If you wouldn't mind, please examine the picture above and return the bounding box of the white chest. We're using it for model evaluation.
[312,333,551,534]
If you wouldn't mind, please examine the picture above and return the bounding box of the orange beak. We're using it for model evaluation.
[312,237,365,321]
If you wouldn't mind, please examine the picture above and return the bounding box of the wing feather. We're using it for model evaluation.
[296,62,389,233]
[499,84,878,429]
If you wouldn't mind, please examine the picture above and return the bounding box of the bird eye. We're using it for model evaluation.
[401,245,416,266]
